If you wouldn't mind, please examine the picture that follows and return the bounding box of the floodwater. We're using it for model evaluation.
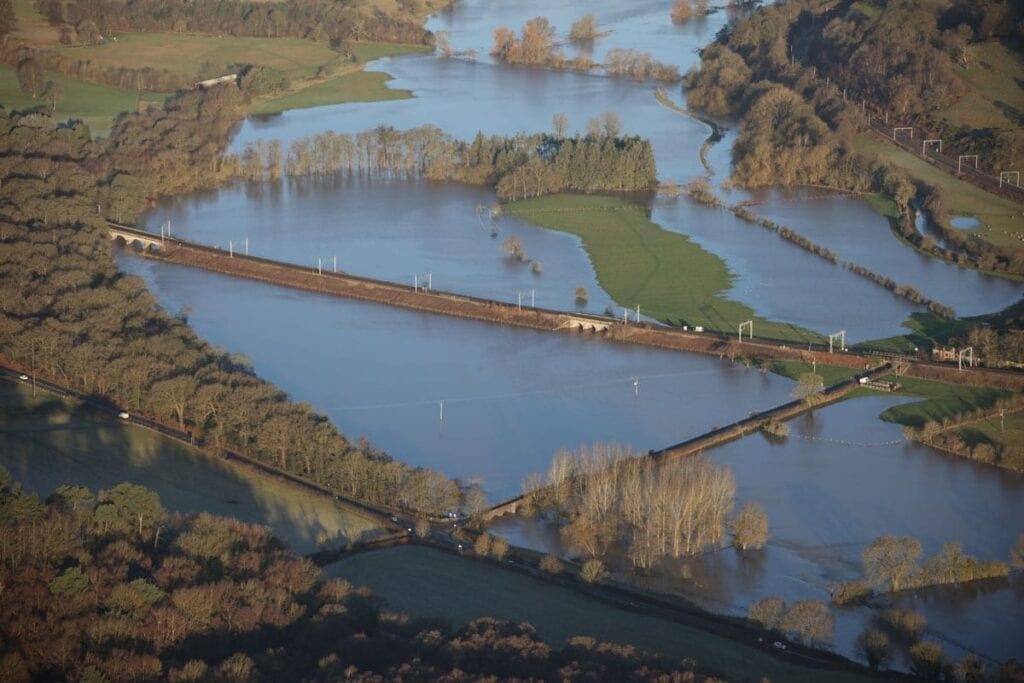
[149,3,1019,340]
[745,189,1021,318]
[103,0,1024,668]
[117,254,793,501]
[493,396,1024,665]
[0,381,380,554]
[143,177,623,316]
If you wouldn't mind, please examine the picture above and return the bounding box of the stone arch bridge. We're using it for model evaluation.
[108,225,164,251]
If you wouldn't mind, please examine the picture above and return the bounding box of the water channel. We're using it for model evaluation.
[91,0,1024,668]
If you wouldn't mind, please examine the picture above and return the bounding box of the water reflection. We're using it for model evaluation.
[493,396,1024,663]
[0,382,379,554]
[118,253,794,501]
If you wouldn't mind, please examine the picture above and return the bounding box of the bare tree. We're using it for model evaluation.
[791,371,825,405]
[862,535,923,592]
[748,596,785,630]
[856,628,891,670]
[552,112,569,138]
[733,501,769,550]
[780,600,834,646]
[569,14,599,42]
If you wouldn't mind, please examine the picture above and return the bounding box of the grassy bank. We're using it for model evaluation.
[505,194,823,344]
[768,359,862,385]
[250,41,427,115]
[0,380,380,553]
[876,376,1010,429]
[329,545,871,683]
[250,67,414,115]
[0,65,169,138]
[853,134,1023,252]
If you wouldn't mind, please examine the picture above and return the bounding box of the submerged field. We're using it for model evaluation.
[329,545,872,683]
[505,194,823,343]
[0,380,380,553]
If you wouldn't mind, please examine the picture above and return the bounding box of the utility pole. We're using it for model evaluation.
[229,240,233,257]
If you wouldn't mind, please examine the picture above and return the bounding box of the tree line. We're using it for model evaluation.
[239,124,658,200]
[694,186,957,318]
[902,393,1024,472]
[491,17,680,82]
[36,0,440,46]
[0,468,717,681]
[517,444,768,572]
[684,0,1024,277]
[0,88,470,516]
[830,534,1014,605]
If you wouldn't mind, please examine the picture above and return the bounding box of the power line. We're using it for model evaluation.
[324,365,751,413]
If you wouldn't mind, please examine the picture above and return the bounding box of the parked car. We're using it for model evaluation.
[18,374,29,381]
[118,411,130,420]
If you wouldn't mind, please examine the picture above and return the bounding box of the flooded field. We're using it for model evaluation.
[0,381,380,554]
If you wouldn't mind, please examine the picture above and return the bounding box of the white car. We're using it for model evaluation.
[18,374,29,381]
[118,411,130,420]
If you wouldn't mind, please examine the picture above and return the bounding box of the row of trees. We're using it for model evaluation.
[830,534,1016,604]
[519,444,768,572]
[902,394,1024,472]
[491,17,680,82]
[684,0,1024,277]
[729,199,957,318]
[36,0,439,46]
[0,88,470,515]
[748,597,833,646]
[0,469,715,681]
[240,124,658,200]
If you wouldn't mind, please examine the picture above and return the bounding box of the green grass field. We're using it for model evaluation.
[250,42,427,115]
[958,409,1024,451]
[329,545,871,683]
[767,360,862,385]
[505,194,823,344]
[250,69,412,115]
[941,40,1024,134]
[60,33,344,83]
[0,65,169,138]
[853,134,1024,252]
[876,376,1010,429]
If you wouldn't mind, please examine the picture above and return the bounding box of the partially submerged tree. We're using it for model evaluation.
[732,501,769,550]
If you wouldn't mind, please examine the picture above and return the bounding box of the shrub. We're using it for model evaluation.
[830,580,872,605]
[883,607,927,641]
[909,641,945,679]
[856,628,891,670]
[540,554,563,574]
[490,536,509,560]
[474,533,492,556]
[580,559,606,584]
